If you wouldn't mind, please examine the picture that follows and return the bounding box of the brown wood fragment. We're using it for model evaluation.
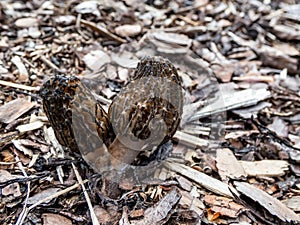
[178,189,204,217]
[42,213,73,225]
[211,63,234,83]
[0,131,20,148]
[119,207,131,225]
[94,206,113,225]
[0,98,37,124]
[129,209,144,218]
[204,195,246,218]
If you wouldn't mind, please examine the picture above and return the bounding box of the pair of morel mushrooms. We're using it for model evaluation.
[41,56,183,173]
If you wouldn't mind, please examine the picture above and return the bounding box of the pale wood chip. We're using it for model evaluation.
[0,170,22,197]
[267,117,289,138]
[232,101,271,119]
[173,131,209,148]
[225,130,259,139]
[240,160,289,177]
[16,121,44,133]
[115,24,142,37]
[179,189,204,218]
[189,87,271,121]
[75,1,100,16]
[233,75,274,83]
[12,140,33,157]
[282,196,300,212]
[165,162,234,198]
[216,148,247,181]
[15,17,38,28]
[83,50,110,71]
[11,56,29,81]
[152,32,192,47]
[176,175,193,191]
[27,188,60,205]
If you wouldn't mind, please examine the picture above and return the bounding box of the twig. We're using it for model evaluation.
[0,80,40,91]
[28,181,87,211]
[0,160,21,165]
[252,118,300,151]
[0,172,50,188]
[15,177,88,224]
[76,14,90,40]
[14,151,30,225]
[39,55,66,73]
[72,163,100,225]
[80,19,126,43]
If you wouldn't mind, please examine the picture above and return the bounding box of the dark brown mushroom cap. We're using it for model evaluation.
[108,56,183,152]
[40,75,114,153]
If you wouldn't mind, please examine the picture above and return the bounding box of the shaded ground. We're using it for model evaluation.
[0,0,299,224]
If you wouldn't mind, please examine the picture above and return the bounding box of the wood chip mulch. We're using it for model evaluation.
[0,0,299,224]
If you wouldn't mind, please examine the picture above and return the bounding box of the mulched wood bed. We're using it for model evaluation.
[0,0,299,224]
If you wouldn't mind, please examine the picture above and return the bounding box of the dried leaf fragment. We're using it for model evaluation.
[134,188,181,225]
